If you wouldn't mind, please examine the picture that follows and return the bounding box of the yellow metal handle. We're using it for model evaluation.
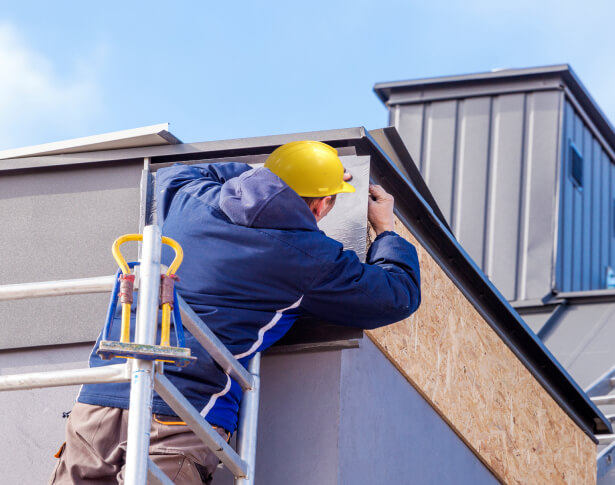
[112,234,183,276]
[112,234,142,343]
[161,236,183,275]
[110,234,184,347]
[112,234,142,275]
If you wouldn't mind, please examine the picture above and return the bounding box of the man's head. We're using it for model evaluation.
[264,141,355,221]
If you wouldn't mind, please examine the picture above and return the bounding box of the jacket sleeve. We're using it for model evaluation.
[157,162,252,221]
[300,231,421,329]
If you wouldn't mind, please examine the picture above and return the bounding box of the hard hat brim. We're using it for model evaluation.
[336,181,356,194]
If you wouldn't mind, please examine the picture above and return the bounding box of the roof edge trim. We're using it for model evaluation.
[0,123,181,161]
[374,64,615,153]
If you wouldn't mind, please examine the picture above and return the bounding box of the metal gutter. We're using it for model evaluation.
[365,127,611,439]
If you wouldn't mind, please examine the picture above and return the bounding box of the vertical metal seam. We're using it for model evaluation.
[482,97,494,271]
[605,148,612,288]
[572,113,580,291]
[596,137,601,288]
[451,99,462,233]
[515,94,529,301]
[484,97,499,280]
[419,103,429,175]
[564,110,576,291]
[518,93,532,301]
[603,143,609,287]
[608,150,611,283]
[577,123,588,291]
[551,91,565,293]
[609,150,613,286]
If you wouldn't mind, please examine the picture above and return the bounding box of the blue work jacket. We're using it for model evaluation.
[79,163,421,432]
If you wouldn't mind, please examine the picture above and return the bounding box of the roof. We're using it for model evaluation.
[374,64,615,154]
[0,123,181,160]
[4,125,609,437]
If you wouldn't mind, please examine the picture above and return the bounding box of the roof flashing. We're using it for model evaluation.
[0,123,182,161]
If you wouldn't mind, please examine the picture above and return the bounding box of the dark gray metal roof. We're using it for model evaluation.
[374,64,615,154]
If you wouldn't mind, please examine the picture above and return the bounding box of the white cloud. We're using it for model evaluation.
[0,22,103,149]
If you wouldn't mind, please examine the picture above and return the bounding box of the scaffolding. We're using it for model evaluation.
[0,159,261,485]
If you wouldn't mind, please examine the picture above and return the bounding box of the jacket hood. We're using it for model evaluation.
[219,167,319,231]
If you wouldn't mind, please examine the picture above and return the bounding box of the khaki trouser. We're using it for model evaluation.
[49,402,229,484]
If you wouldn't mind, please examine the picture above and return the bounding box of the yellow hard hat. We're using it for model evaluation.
[264,141,356,197]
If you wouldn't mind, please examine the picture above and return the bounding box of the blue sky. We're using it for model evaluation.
[1,0,613,149]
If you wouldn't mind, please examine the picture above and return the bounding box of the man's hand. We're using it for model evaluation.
[368,184,395,235]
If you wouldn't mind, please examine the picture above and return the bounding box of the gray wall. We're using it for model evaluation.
[0,343,92,484]
[0,163,141,348]
[391,91,562,302]
[556,100,615,292]
[337,338,497,485]
[1,341,496,484]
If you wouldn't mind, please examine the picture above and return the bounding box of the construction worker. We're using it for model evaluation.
[50,140,421,484]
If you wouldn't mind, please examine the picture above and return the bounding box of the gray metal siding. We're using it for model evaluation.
[392,91,561,301]
[556,100,615,292]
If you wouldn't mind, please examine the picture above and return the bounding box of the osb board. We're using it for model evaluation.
[366,218,596,485]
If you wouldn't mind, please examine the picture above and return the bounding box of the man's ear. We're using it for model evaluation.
[310,197,326,218]
[312,196,335,220]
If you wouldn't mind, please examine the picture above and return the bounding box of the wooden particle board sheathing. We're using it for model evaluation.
[366,218,596,484]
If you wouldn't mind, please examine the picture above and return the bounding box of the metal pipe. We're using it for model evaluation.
[0,364,129,391]
[0,275,116,301]
[134,226,162,346]
[147,459,174,485]
[592,395,615,406]
[597,434,615,445]
[235,353,261,485]
[154,373,248,478]
[177,295,253,390]
[124,225,162,484]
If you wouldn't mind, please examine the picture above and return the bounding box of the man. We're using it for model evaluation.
[50,140,421,484]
